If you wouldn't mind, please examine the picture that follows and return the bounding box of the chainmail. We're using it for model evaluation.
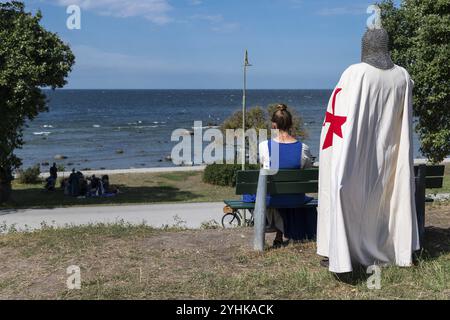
[361,28,395,70]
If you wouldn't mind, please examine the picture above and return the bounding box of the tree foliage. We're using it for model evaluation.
[379,0,450,163]
[221,104,308,140]
[0,1,75,201]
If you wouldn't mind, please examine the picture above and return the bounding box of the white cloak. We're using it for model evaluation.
[317,63,420,273]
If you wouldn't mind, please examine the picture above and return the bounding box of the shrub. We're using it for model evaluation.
[200,220,221,230]
[17,165,42,184]
[221,104,308,140]
[203,164,259,187]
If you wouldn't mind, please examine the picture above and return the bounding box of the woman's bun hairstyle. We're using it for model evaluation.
[276,104,288,112]
[272,104,293,132]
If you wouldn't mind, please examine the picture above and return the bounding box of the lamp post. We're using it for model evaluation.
[242,50,252,171]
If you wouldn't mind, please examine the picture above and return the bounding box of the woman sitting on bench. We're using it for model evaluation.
[259,104,316,248]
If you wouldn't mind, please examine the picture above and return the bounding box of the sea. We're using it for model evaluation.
[17,90,424,171]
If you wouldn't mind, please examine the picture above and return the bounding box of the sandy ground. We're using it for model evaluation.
[38,165,207,179]
[36,158,450,178]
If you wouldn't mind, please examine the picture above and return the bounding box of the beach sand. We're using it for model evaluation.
[38,165,207,179]
[37,158,450,179]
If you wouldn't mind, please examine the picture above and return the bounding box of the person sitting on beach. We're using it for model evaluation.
[50,163,58,180]
[68,169,80,197]
[101,175,110,193]
[45,163,58,191]
[259,104,316,248]
[88,175,104,197]
[79,174,88,197]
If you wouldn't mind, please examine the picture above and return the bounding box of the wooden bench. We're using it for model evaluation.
[223,164,445,250]
[223,168,319,228]
[414,164,445,246]
[228,168,319,207]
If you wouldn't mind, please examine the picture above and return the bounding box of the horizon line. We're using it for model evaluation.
[45,88,334,91]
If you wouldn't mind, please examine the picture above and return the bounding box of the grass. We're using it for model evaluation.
[0,212,449,300]
[2,164,449,210]
[1,171,238,209]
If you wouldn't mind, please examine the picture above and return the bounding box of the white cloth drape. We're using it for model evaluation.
[317,63,420,273]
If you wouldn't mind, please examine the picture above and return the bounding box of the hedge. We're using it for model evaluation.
[203,164,259,187]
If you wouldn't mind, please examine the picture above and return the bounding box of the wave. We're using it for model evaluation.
[33,132,51,136]
[136,125,159,129]
[192,126,220,130]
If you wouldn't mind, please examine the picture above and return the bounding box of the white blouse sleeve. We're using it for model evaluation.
[301,143,313,169]
[259,141,270,169]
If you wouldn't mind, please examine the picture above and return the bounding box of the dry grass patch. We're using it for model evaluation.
[0,204,449,300]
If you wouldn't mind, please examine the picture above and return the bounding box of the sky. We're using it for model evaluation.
[21,0,401,89]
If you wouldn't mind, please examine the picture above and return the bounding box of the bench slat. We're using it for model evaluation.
[224,200,255,210]
[425,177,444,189]
[414,165,445,177]
[237,169,319,184]
[236,181,319,195]
[224,199,319,210]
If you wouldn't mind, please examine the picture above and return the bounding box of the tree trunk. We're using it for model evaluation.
[0,181,12,203]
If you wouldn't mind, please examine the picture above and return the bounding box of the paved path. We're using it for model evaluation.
[0,202,225,232]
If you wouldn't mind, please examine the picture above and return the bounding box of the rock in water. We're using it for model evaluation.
[116,149,124,154]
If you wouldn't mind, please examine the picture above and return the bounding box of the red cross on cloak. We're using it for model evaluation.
[322,88,347,150]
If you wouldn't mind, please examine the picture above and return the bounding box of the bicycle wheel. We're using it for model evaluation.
[222,213,241,229]
[246,209,255,227]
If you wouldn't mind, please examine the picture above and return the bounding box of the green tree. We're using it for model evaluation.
[0,2,75,202]
[379,0,450,163]
[221,104,308,140]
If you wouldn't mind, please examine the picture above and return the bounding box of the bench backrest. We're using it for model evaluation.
[414,164,445,247]
[236,168,319,195]
[235,165,445,196]
[414,165,445,188]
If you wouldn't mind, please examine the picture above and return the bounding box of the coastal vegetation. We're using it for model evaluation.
[379,0,450,163]
[203,104,308,186]
[0,2,74,203]
[203,164,259,187]
[220,104,308,139]
[17,165,41,185]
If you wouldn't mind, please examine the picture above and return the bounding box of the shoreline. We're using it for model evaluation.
[37,165,207,179]
[34,158,450,179]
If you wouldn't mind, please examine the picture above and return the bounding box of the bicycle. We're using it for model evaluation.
[222,207,254,228]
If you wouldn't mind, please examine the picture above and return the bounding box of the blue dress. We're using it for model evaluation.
[244,139,317,241]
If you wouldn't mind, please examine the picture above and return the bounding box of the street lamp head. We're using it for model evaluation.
[244,50,252,67]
